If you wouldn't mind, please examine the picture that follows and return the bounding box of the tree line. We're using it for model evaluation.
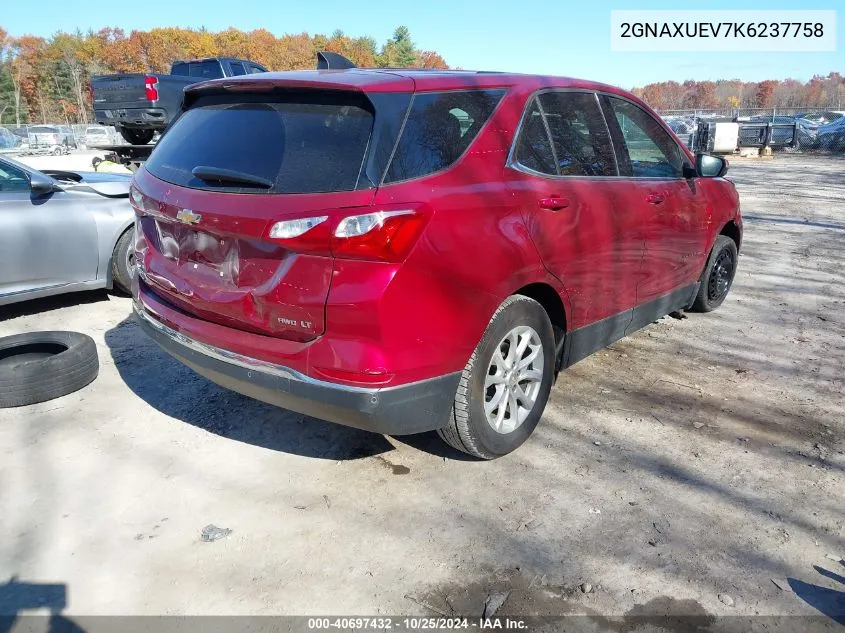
[0,25,447,125]
[631,75,845,113]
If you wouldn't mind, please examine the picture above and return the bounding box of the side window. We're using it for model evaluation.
[514,98,556,175]
[0,161,31,193]
[604,96,683,178]
[229,62,246,76]
[249,64,266,74]
[538,92,616,177]
[383,89,505,183]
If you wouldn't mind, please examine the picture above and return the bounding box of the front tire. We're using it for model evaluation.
[438,295,555,459]
[691,235,738,312]
[119,128,155,145]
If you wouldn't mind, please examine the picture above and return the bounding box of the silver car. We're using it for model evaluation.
[0,156,135,306]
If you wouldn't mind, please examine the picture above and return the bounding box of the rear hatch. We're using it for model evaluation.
[133,85,411,342]
[91,74,154,108]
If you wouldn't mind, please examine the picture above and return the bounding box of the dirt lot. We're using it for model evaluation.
[1,154,843,624]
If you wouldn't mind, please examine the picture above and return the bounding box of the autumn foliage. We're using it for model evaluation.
[632,75,845,112]
[0,25,447,124]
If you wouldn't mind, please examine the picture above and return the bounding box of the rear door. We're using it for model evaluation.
[505,90,646,362]
[600,95,711,322]
[135,88,400,342]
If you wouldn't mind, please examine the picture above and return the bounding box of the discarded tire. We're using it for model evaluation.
[0,332,99,408]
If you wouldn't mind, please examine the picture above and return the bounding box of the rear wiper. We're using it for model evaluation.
[191,166,273,189]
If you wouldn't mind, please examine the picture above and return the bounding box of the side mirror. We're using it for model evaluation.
[28,171,58,196]
[695,153,728,178]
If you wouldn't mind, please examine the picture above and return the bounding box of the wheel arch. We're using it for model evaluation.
[719,220,742,251]
[105,221,135,289]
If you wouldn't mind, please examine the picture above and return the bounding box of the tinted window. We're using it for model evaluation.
[605,96,683,178]
[0,160,30,193]
[514,98,556,175]
[384,89,505,183]
[538,92,616,177]
[171,62,188,76]
[249,64,266,74]
[229,62,246,76]
[145,92,374,194]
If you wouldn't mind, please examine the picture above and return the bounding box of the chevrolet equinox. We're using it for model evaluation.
[131,58,741,459]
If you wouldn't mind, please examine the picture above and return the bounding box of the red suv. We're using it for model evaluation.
[131,59,741,459]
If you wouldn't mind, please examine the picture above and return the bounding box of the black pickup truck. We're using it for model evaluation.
[90,57,268,144]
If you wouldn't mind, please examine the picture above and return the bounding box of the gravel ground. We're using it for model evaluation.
[1,154,843,625]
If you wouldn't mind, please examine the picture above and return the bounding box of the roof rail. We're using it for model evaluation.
[316,52,357,70]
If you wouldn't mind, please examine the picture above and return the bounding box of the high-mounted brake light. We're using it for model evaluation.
[144,76,159,101]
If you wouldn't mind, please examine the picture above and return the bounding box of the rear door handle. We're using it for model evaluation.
[539,197,570,211]
[646,193,665,205]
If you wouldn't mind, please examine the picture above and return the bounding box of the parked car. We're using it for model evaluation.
[0,156,135,305]
[90,57,268,145]
[27,125,63,149]
[797,111,844,125]
[0,127,19,150]
[83,125,114,146]
[130,55,742,459]
[815,116,845,151]
[666,119,695,147]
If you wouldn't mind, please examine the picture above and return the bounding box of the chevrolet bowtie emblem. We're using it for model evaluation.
[176,209,202,225]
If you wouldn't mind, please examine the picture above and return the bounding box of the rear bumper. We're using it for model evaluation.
[134,304,460,436]
[94,108,167,128]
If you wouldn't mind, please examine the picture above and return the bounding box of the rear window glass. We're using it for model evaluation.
[384,89,505,183]
[171,61,224,79]
[144,93,374,194]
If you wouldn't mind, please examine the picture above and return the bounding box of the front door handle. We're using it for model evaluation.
[539,197,571,211]
[646,193,665,205]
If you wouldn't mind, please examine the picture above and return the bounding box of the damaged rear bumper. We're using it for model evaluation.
[134,303,460,436]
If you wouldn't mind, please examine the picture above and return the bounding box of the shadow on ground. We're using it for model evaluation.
[104,314,474,461]
[0,290,111,323]
[789,563,845,626]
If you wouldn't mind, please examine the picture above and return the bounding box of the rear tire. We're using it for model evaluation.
[0,332,99,408]
[111,228,135,295]
[438,295,555,459]
[691,235,738,312]
[119,128,154,145]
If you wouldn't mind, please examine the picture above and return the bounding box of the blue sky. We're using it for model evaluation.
[2,0,841,88]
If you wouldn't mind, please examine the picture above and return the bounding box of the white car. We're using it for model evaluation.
[84,126,113,147]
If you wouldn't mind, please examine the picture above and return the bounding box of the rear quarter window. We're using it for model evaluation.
[383,89,505,183]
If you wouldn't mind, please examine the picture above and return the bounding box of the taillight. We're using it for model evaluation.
[332,210,426,262]
[129,184,158,215]
[144,76,159,101]
[87,80,94,103]
[267,208,429,263]
[267,216,333,255]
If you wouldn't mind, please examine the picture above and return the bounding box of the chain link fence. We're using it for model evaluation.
[656,106,845,154]
[0,123,127,155]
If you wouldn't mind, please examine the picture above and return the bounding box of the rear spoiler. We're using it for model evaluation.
[317,52,357,70]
